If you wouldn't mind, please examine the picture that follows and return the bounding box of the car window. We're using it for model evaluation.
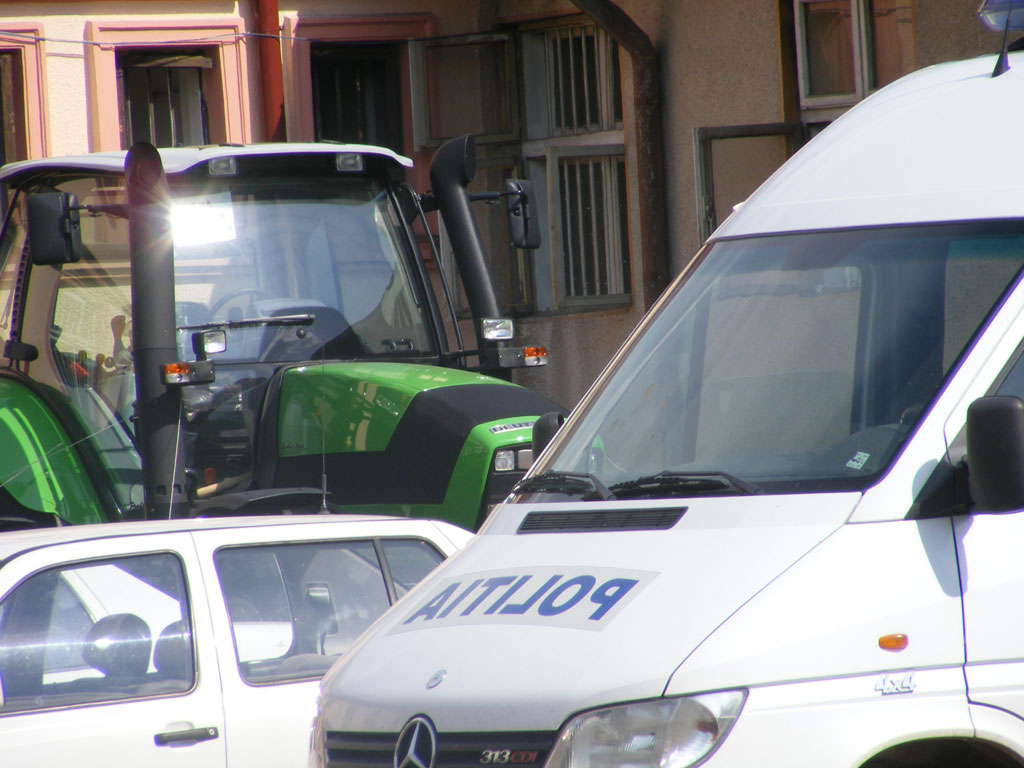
[214,538,442,684]
[380,538,445,598]
[0,553,193,713]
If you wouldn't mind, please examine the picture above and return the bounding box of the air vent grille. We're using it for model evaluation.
[517,508,685,533]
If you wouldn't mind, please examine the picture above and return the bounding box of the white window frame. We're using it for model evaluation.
[793,0,875,120]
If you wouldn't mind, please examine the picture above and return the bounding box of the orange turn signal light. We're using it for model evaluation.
[878,633,909,652]
[162,360,215,385]
[523,347,548,366]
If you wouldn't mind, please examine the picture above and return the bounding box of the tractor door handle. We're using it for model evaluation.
[154,726,220,746]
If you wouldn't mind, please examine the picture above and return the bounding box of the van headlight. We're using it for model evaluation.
[544,691,746,768]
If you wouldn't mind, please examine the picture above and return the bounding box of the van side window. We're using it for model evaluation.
[996,351,1024,400]
[214,538,442,684]
[0,553,193,712]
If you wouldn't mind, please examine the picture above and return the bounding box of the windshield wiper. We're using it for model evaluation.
[607,471,762,499]
[514,471,614,501]
[180,313,315,331]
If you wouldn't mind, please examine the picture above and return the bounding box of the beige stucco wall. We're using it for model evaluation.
[0,1,258,155]
[7,0,486,158]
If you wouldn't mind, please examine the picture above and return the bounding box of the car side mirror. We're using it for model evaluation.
[28,192,83,265]
[505,179,541,249]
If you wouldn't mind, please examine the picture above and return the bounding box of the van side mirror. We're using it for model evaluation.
[28,192,83,265]
[532,411,566,458]
[505,179,541,249]
[966,395,1024,511]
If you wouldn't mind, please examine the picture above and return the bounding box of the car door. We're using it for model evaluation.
[0,532,227,767]
[190,519,458,768]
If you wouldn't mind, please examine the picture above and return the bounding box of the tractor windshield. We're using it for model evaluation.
[0,159,440,514]
[168,173,438,364]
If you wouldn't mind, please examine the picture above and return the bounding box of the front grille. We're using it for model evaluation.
[518,507,686,533]
[326,729,558,768]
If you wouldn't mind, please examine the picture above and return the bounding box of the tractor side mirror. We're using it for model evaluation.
[28,192,83,265]
[505,179,541,249]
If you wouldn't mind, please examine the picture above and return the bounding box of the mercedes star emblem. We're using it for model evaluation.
[426,669,446,689]
[395,715,438,768]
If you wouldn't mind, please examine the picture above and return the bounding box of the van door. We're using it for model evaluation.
[0,533,226,767]
[956,510,1024,718]
[956,342,1024,720]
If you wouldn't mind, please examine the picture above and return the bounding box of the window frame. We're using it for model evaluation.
[0,26,49,160]
[84,18,251,152]
[408,32,519,149]
[793,0,916,122]
[116,50,213,149]
[0,550,195,713]
[280,13,433,195]
[212,536,444,686]
[518,18,631,312]
[692,122,806,243]
[545,142,631,310]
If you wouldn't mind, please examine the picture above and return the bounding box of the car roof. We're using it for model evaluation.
[714,49,1024,238]
[0,142,413,183]
[0,514,435,562]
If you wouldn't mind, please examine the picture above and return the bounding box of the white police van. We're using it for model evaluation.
[313,10,1024,768]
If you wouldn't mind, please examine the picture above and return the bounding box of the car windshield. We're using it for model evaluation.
[524,222,1024,499]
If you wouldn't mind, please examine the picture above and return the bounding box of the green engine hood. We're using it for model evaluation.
[276,363,516,456]
[262,362,563,529]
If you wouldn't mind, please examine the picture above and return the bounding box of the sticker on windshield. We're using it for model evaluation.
[846,451,870,470]
[391,566,656,633]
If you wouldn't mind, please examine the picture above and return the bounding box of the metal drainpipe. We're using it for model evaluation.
[254,0,286,142]
[570,0,669,309]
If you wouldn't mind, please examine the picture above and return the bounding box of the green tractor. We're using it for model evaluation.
[0,137,564,530]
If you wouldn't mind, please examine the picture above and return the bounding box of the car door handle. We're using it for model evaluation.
[154,726,220,746]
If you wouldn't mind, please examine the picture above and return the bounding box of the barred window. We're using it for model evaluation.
[557,153,629,298]
[545,26,622,136]
[521,21,631,309]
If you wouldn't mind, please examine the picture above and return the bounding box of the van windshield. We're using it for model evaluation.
[527,223,1024,498]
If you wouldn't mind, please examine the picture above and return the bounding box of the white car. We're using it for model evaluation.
[0,515,471,767]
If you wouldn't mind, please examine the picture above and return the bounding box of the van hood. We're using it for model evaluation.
[320,493,857,733]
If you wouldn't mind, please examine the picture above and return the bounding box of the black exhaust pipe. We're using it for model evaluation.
[429,135,501,351]
[126,142,189,519]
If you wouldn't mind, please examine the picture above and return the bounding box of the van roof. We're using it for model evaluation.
[715,50,1024,238]
[0,142,413,183]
